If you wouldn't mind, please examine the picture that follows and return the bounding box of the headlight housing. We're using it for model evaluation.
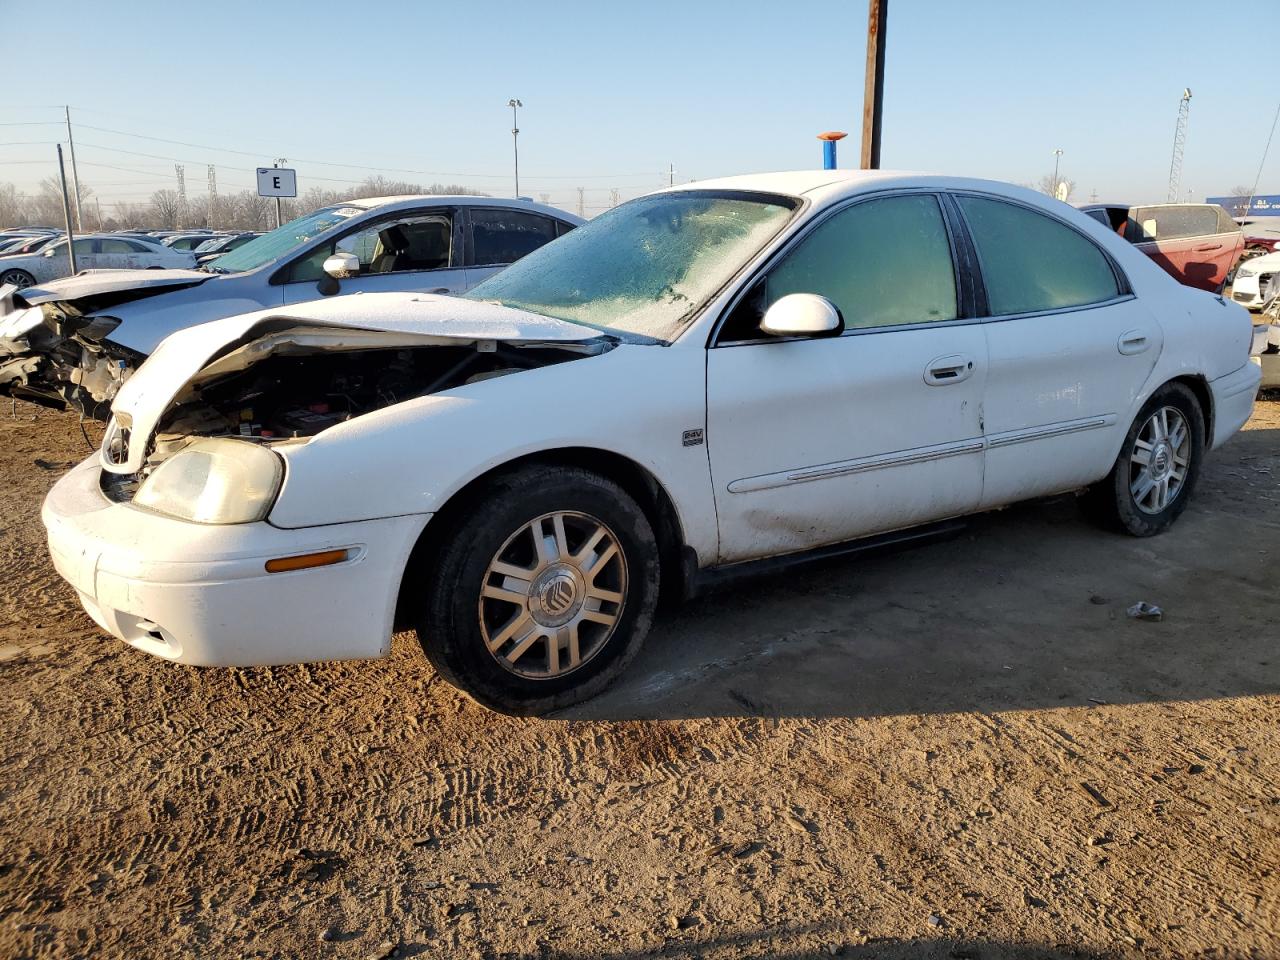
[133,438,283,524]
[1238,266,1257,278]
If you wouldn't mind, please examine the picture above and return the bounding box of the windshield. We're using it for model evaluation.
[203,205,364,274]
[464,191,798,341]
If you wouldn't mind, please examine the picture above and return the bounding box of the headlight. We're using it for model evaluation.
[1238,267,1257,278]
[133,438,283,524]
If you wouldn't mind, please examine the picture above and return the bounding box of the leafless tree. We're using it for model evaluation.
[1036,172,1076,201]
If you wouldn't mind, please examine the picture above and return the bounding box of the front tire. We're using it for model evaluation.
[1083,382,1205,536]
[416,465,659,715]
[0,268,35,288]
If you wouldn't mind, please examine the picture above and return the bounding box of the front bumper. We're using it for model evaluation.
[1209,361,1263,450]
[43,456,430,666]
[1231,273,1267,310]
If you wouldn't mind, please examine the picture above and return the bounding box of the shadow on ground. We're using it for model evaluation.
[562,426,1280,722]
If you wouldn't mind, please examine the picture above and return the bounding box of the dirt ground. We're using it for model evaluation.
[0,398,1277,960]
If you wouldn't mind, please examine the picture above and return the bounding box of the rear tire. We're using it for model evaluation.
[1081,382,1205,537]
[415,465,659,715]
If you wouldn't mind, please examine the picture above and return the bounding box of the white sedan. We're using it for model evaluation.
[0,234,195,287]
[42,171,1262,714]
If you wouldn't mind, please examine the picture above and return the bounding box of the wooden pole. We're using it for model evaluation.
[860,0,888,169]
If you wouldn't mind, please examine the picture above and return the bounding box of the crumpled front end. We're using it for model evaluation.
[0,273,210,413]
[0,289,136,411]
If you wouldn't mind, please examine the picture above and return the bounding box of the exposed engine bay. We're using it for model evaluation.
[0,279,209,413]
[99,332,603,501]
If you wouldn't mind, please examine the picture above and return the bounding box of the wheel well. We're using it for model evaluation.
[393,448,689,632]
[1169,373,1214,447]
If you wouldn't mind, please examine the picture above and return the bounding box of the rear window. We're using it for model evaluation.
[957,196,1120,316]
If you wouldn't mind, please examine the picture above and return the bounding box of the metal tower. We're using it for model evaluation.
[174,163,186,228]
[207,165,217,229]
[1167,88,1192,202]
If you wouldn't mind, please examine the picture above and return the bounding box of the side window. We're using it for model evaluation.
[957,195,1119,315]
[1128,205,1221,242]
[71,238,97,256]
[762,194,957,330]
[1215,206,1241,235]
[285,212,453,283]
[99,239,142,253]
[471,209,559,266]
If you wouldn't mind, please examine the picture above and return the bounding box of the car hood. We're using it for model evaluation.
[1238,251,1280,274]
[14,268,213,306]
[106,291,606,474]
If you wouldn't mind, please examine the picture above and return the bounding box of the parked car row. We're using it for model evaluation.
[0,196,583,409]
[20,172,1265,714]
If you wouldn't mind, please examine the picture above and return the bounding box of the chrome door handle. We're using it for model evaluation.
[1194,243,1223,252]
[1118,330,1150,355]
[924,354,975,386]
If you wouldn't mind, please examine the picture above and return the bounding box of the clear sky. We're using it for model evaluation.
[4,0,1273,216]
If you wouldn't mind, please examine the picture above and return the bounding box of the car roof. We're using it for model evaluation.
[346,194,585,225]
[654,170,1092,210]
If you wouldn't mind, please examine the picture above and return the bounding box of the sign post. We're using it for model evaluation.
[256,165,297,229]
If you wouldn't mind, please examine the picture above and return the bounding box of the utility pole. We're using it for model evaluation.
[609,188,620,208]
[273,158,287,228]
[207,165,217,229]
[668,162,675,187]
[577,187,585,219]
[56,146,76,275]
[508,99,522,198]
[860,0,888,169]
[174,164,186,229]
[1051,149,1063,199]
[64,106,83,231]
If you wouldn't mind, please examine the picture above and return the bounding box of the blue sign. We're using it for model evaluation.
[1205,194,1280,217]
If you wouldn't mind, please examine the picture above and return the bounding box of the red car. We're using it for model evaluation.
[1077,202,1244,293]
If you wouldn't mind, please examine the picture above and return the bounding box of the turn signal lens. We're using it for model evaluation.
[265,549,349,574]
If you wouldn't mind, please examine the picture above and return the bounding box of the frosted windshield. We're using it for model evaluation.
[464,192,796,341]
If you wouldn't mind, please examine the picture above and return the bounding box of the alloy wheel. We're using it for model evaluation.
[1129,405,1191,515]
[478,510,628,680]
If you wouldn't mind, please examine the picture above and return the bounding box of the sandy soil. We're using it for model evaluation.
[0,400,1277,960]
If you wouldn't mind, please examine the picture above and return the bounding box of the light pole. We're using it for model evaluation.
[1052,148,1063,199]
[508,98,522,198]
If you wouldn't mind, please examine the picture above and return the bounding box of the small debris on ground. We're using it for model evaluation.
[1126,602,1163,621]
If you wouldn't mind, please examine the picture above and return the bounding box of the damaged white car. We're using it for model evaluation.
[0,196,581,413]
[43,172,1263,714]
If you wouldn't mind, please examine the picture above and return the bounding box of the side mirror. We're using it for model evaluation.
[1141,218,1159,240]
[44,247,57,257]
[322,251,359,279]
[760,293,843,338]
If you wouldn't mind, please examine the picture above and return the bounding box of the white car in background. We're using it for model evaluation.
[0,196,582,410]
[0,234,195,288]
[42,172,1261,714]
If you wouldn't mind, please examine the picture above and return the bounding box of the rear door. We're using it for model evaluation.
[1129,205,1234,292]
[464,207,572,287]
[706,192,987,563]
[954,193,1163,506]
[277,207,467,303]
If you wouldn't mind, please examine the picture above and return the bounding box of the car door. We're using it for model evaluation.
[278,208,467,304]
[95,237,148,269]
[464,207,571,287]
[952,193,1163,508]
[705,192,988,563]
